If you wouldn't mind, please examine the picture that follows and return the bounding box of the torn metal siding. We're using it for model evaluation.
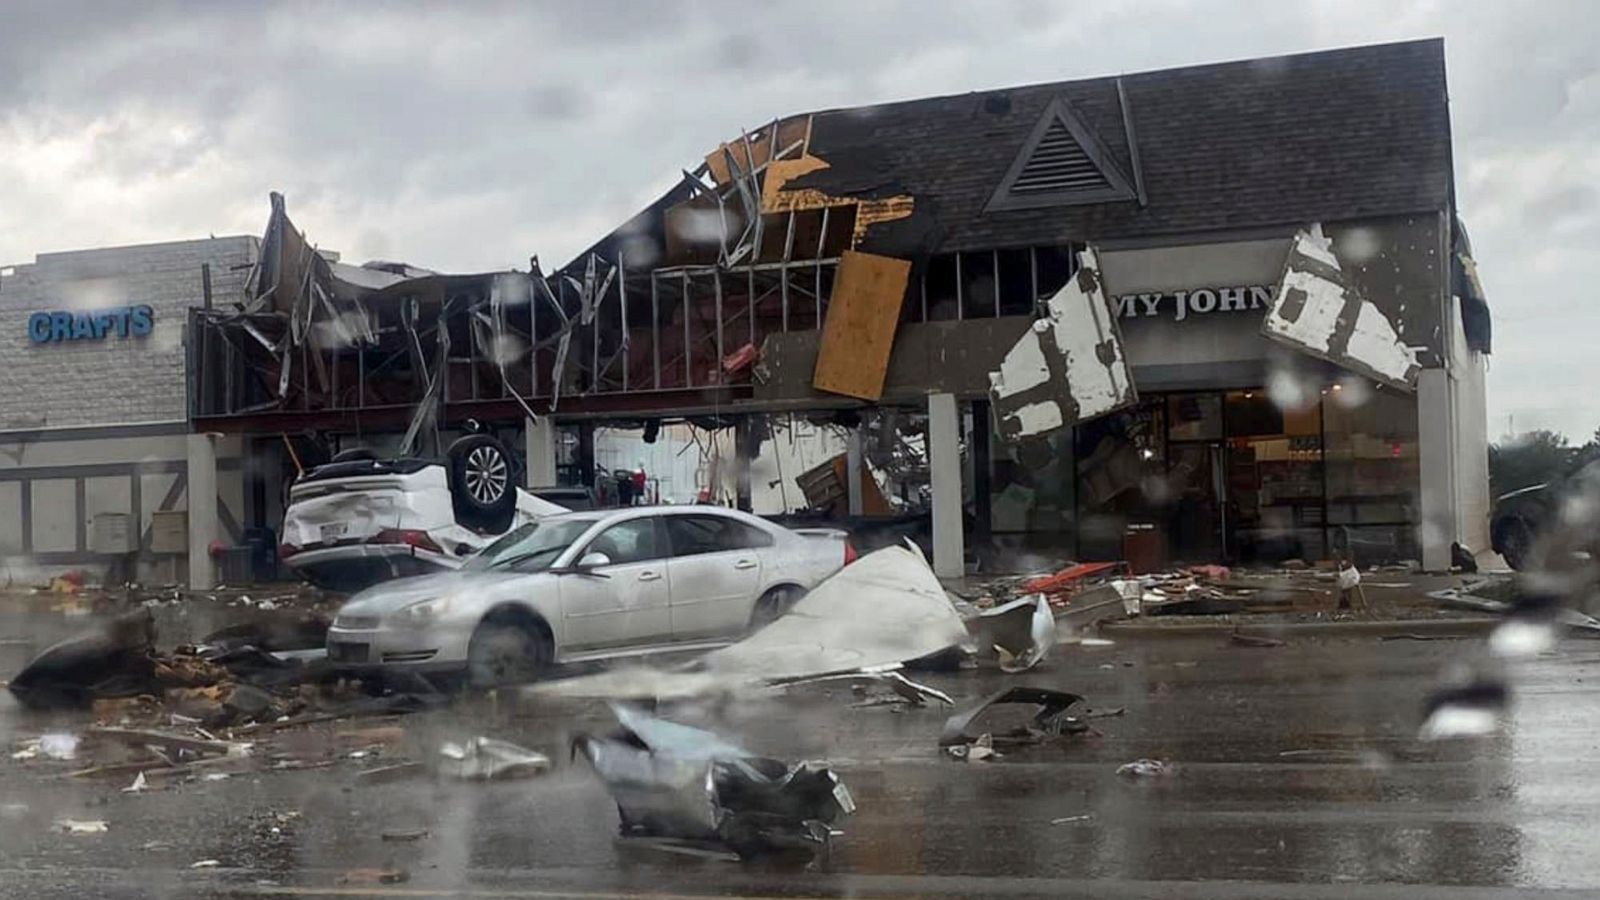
[1261,224,1421,392]
[987,248,1137,442]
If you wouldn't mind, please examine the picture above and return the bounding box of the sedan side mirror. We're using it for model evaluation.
[578,551,612,569]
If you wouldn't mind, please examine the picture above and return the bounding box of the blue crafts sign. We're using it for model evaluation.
[28,306,154,343]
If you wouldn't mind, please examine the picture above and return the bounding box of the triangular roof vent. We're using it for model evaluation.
[986,96,1137,212]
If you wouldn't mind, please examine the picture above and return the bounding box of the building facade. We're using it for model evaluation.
[184,38,1490,581]
[0,237,257,584]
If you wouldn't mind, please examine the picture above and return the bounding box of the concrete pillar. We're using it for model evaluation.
[845,427,864,517]
[524,417,557,488]
[187,433,219,589]
[1417,368,1454,571]
[928,392,964,579]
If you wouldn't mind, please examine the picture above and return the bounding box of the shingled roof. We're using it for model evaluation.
[784,38,1452,256]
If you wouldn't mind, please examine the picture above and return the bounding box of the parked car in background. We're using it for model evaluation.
[1491,459,1600,571]
[325,506,855,686]
[279,432,567,592]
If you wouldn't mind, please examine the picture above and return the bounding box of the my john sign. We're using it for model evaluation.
[1113,285,1276,322]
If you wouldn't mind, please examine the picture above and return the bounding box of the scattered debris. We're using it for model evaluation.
[1229,632,1286,648]
[967,595,1056,673]
[946,733,1000,762]
[1051,814,1092,825]
[939,687,1087,750]
[121,772,148,793]
[55,819,109,834]
[358,762,425,783]
[8,610,156,710]
[189,859,221,869]
[381,829,430,843]
[337,868,409,885]
[1116,758,1173,778]
[439,737,551,781]
[574,705,854,860]
[13,732,80,761]
[791,669,954,707]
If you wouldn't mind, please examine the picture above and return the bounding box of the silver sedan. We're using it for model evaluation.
[325,506,854,685]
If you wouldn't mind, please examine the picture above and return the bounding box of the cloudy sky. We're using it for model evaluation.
[1,1,1594,441]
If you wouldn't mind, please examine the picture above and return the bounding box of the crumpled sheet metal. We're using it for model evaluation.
[574,705,854,858]
[968,595,1056,673]
[439,737,552,780]
[1262,223,1420,392]
[939,687,1087,749]
[538,544,969,699]
[988,247,1136,442]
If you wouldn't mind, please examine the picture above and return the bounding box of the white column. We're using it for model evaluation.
[928,392,964,579]
[186,432,219,589]
[845,427,864,517]
[525,417,557,488]
[1417,368,1453,571]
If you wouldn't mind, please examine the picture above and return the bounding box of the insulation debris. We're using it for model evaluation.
[1262,223,1420,391]
[538,544,969,700]
[988,248,1137,442]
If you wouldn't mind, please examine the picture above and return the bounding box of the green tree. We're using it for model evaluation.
[1490,430,1575,497]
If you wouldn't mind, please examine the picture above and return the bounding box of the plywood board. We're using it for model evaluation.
[812,251,911,401]
[705,116,811,186]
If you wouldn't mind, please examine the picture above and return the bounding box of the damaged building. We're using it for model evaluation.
[168,37,1488,585]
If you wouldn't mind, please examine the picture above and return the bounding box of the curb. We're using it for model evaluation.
[1100,615,1498,640]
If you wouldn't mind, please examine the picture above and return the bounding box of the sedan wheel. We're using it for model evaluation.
[467,621,547,688]
[463,445,509,505]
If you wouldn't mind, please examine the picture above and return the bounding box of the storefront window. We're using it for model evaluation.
[1323,384,1420,562]
[1223,391,1325,563]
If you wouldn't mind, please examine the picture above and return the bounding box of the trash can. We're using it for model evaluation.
[217,547,254,586]
[1122,523,1168,574]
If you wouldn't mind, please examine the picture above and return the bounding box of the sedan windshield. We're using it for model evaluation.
[463,517,599,572]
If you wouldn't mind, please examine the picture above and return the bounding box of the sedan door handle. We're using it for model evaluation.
[638,570,662,581]
[733,559,757,570]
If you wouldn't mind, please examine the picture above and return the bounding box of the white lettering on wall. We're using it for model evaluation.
[1111,284,1278,323]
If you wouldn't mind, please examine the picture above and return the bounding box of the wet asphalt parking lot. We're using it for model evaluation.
[4,612,1600,899]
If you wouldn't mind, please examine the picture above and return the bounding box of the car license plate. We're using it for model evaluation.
[319,522,349,542]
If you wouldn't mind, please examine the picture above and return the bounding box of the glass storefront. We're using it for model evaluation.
[994,381,1419,566]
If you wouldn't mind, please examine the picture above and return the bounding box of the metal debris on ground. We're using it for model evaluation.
[967,594,1056,673]
[1116,758,1173,778]
[121,772,148,793]
[940,687,1088,751]
[189,859,221,869]
[1051,814,1092,825]
[573,704,854,860]
[788,669,954,708]
[439,737,551,780]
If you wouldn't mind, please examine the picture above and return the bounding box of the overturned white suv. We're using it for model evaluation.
[278,432,568,592]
